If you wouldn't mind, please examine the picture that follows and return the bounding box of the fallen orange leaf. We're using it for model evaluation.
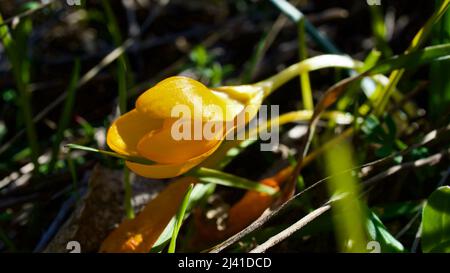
[99,176,196,253]
[189,166,293,250]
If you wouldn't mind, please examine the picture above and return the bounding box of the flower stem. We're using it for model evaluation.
[255,55,360,97]
[123,168,134,219]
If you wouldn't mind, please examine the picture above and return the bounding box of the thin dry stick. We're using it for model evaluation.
[250,204,331,253]
[362,148,450,187]
[0,0,54,27]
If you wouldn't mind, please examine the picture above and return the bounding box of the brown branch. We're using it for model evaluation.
[249,204,331,253]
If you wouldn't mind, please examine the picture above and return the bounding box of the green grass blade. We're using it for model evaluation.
[101,0,123,46]
[0,13,40,172]
[151,183,215,252]
[65,143,154,165]
[324,141,367,253]
[369,43,450,75]
[168,183,194,253]
[240,32,269,83]
[48,59,81,173]
[115,31,133,220]
[150,217,176,253]
[190,167,277,195]
[369,5,392,57]
[117,57,128,114]
[101,0,134,87]
[269,0,340,53]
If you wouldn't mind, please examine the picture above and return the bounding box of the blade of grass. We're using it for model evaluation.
[369,4,393,57]
[324,141,367,253]
[298,17,313,111]
[117,57,128,114]
[0,13,40,172]
[239,13,289,83]
[65,143,154,165]
[190,167,277,195]
[240,31,269,83]
[102,0,135,219]
[48,59,81,173]
[150,182,216,252]
[168,183,194,253]
[102,0,134,86]
[269,0,340,54]
[117,44,134,219]
[369,43,450,75]
[150,218,176,253]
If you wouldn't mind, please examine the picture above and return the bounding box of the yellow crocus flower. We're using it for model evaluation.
[107,76,264,178]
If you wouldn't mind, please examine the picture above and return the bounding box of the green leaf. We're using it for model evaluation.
[150,182,215,253]
[150,217,175,253]
[190,167,277,195]
[190,46,210,68]
[367,210,405,253]
[422,186,450,253]
[48,59,81,173]
[168,183,194,253]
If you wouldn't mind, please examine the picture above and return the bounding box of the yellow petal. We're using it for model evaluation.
[126,136,224,179]
[213,85,265,123]
[106,109,163,156]
[100,176,196,253]
[137,119,223,164]
[136,76,237,121]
